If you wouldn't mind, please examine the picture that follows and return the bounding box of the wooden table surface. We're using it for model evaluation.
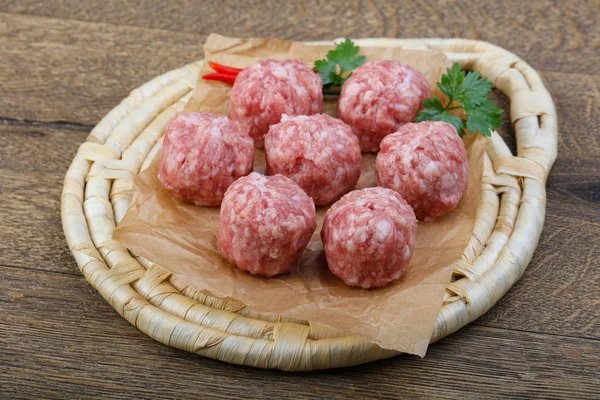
[1,1,599,398]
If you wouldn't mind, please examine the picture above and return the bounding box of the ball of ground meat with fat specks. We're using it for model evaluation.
[337,60,431,152]
[265,114,361,206]
[229,59,323,148]
[376,121,468,221]
[217,172,317,277]
[158,112,254,206]
[321,187,417,289]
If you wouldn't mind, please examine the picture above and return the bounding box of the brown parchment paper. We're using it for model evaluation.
[113,34,485,356]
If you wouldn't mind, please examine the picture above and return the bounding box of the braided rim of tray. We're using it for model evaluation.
[61,38,557,371]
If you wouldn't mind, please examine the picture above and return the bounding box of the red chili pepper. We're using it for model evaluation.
[208,61,243,76]
[202,72,237,85]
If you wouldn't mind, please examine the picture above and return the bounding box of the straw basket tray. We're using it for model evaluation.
[61,38,557,371]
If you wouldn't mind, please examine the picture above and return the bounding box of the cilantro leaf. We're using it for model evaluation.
[415,108,443,123]
[437,62,464,103]
[455,71,493,109]
[328,39,366,72]
[465,99,503,136]
[421,97,445,112]
[314,59,338,86]
[314,39,366,87]
[417,62,503,138]
[417,98,466,137]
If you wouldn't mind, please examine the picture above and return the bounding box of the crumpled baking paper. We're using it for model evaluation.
[113,34,485,356]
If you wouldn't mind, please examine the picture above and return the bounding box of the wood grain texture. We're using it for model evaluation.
[1,266,598,399]
[1,1,600,125]
[1,0,598,75]
[0,0,599,397]
[0,121,87,274]
[0,12,204,125]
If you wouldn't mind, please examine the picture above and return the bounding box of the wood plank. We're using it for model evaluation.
[0,0,598,75]
[0,121,87,275]
[1,265,598,399]
[542,71,600,158]
[0,12,203,125]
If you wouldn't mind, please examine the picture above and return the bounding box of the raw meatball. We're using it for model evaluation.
[158,112,254,206]
[217,172,317,277]
[265,114,361,205]
[338,60,431,152]
[376,121,468,221]
[321,187,417,289]
[230,59,323,148]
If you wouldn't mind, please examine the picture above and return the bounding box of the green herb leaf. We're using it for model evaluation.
[421,97,445,112]
[328,39,366,71]
[455,70,493,109]
[437,62,464,103]
[416,97,466,136]
[465,99,503,136]
[314,59,338,86]
[314,39,366,87]
[417,62,503,137]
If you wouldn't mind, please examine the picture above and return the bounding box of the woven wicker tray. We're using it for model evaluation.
[61,38,557,371]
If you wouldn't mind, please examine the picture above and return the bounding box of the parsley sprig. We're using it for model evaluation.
[417,62,503,137]
[314,39,366,87]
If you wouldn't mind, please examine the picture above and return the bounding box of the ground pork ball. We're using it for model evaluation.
[217,172,317,277]
[321,187,417,289]
[338,60,431,152]
[376,121,468,221]
[264,114,361,205]
[229,59,323,148]
[158,112,254,206]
